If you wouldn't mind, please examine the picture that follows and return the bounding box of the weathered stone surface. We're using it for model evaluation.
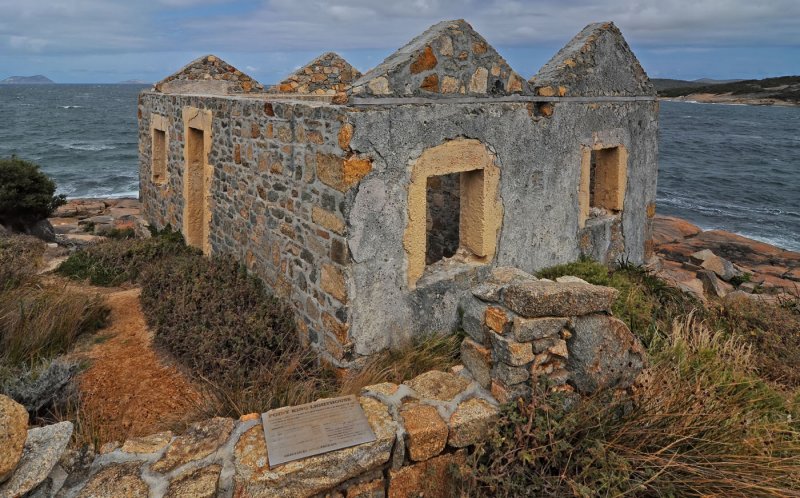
[460,338,492,388]
[460,296,488,344]
[165,464,221,498]
[151,417,234,473]
[399,403,448,462]
[488,266,535,285]
[489,332,535,367]
[532,22,654,97]
[484,306,510,334]
[404,371,468,402]
[387,450,466,498]
[491,361,529,386]
[512,316,569,342]
[77,462,148,498]
[651,215,701,245]
[0,395,28,483]
[503,281,618,318]
[698,269,733,298]
[448,398,498,448]
[490,379,530,404]
[0,422,72,497]
[120,431,173,454]
[555,275,588,284]
[362,382,400,398]
[568,315,646,394]
[471,282,502,302]
[690,249,740,282]
[233,397,396,498]
[346,478,385,497]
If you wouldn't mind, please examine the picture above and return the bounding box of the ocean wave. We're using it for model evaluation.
[59,105,83,109]
[55,141,117,151]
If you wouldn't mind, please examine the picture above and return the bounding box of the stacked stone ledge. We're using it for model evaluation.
[460,267,646,403]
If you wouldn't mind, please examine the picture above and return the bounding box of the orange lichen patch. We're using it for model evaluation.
[317,154,373,192]
[78,288,202,444]
[338,123,354,150]
[410,45,437,74]
[484,306,509,334]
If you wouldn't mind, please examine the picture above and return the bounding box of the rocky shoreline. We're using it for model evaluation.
[651,215,799,300]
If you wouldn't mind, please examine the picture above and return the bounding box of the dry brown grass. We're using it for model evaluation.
[338,333,462,395]
[463,313,800,497]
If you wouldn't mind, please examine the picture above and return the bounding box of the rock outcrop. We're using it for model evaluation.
[0,395,28,483]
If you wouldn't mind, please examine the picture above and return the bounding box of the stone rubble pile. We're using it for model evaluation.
[459,267,646,402]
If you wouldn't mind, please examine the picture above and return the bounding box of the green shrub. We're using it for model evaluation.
[536,258,699,346]
[57,228,197,286]
[139,254,299,386]
[0,156,65,230]
[461,315,800,497]
[0,233,44,290]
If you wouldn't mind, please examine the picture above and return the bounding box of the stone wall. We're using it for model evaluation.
[1,368,498,498]
[138,93,362,368]
[459,267,646,401]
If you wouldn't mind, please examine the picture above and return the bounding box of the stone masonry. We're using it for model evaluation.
[459,267,646,402]
[139,19,658,368]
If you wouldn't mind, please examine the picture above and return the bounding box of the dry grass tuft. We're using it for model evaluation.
[338,333,462,395]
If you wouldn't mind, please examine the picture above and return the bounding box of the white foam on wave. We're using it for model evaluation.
[59,105,83,109]
[56,142,117,151]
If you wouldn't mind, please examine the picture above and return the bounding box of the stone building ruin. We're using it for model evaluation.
[138,19,658,370]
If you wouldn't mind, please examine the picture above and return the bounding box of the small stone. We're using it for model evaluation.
[0,395,28,483]
[165,464,221,498]
[321,263,348,303]
[489,332,535,366]
[503,280,617,318]
[76,462,148,498]
[488,267,535,285]
[532,335,560,354]
[0,422,73,498]
[404,371,468,402]
[410,45,437,74]
[468,67,488,94]
[698,269,732,298]
[490,379,529,405]
[689,249,740,281]
[151,417,234,473]
[471,282,502,302]
[512,316,568,342]
[338,123,354,150]
[492,361,529,386]
[547,339,569,359]
[419,74,439,93]
[399,403,447,462]
[484,306,509,334]
[555,275,588,284]
[537,86,556,96]
[440,76,459,94]
[460,296,488,344]
[460,338,492,389]
[448,398,499,448]
[121,431,173,454]
[367,77,391,95]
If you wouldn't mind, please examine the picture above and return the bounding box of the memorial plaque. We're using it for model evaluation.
[262,395,377,466]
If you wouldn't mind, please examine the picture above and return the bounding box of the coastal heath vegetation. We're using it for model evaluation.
[0,156,65,231]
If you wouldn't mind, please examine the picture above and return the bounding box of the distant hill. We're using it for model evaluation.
[658,75,800,105]
[651,78,742,91]
[118,79,150,85]
[1,75,55,84]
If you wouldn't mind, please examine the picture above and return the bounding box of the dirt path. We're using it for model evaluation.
[77,287,203,444]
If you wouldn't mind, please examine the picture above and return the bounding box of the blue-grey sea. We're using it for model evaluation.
[0,85,798,251]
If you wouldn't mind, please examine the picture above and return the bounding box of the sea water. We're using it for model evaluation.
[0,85,798,251]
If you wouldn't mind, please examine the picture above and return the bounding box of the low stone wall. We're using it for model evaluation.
[1,369,497,498]
[459,267,646,401]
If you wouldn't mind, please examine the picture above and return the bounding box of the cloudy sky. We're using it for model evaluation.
[1,0,799,84]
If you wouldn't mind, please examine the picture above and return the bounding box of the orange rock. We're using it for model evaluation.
[420,73,439,92]
[651,215,701,246]
[410,45,437,74]
[484,306,509,333]
[399,402,447,461]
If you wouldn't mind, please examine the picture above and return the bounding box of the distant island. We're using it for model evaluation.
[118,79,150,85]
[655,75,800,106]
[0,75,55,84]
